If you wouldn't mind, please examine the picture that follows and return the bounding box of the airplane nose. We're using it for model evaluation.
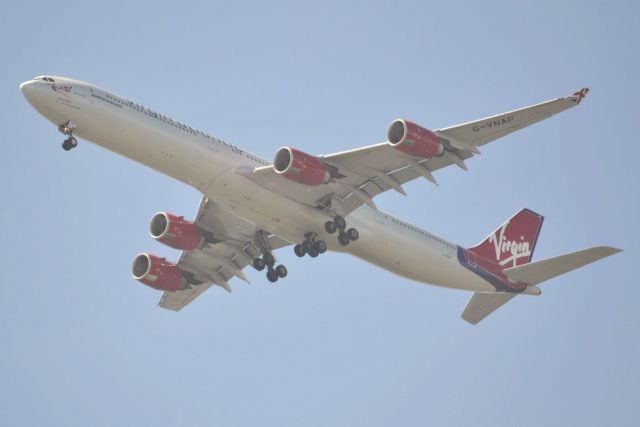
[20,79,54,117]
[20,80,37,100]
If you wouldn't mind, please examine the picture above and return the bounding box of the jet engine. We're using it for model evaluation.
[132,253,187,292]
[273,147,330,186]
[387,119,445,159]
[149,212,204,251]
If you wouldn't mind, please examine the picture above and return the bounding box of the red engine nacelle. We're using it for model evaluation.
[387,119,445,159]
[273,147,330,186]
[149,212,204,251]
[132,253,186,292]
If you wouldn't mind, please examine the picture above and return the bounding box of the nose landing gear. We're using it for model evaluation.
[62,137,77,151]
[58,121,78,151]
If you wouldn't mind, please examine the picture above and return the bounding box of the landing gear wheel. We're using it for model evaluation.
[275,265,288,278]
[324,220,337,234]
[263,252,275,267]
[314,240,327,254]
[346,228,359,241]
[266,269,278,283]
[338,233,350,246]
[308,249,319,258]
[334,215,346,230]
[62,137,77,151]
[294,244,306,257]
[253,258,266,271]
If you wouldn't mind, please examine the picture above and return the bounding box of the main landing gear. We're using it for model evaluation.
[252,251,288,283]
[293,215,359,258]
[324,215,359,246]
[294,232,328,258]
[58,121,78,151]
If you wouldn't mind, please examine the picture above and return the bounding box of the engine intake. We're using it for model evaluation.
[132,253,186,292]
[150,212,204,251]
[273,147,330,186]
[387,119,445,159]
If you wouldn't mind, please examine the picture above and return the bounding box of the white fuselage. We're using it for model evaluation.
[20,76,495,293]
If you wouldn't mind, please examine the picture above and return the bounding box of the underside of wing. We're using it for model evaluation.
[158,197,291,311]
[246,89,588,216]
[249,143,470,215]
[501,246,621,286]
[461,292,517,325]
[438,88,589,146]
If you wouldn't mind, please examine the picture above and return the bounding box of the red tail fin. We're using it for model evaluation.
[468,209,544,268]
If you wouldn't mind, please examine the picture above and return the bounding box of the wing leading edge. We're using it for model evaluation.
[248,88,589,216]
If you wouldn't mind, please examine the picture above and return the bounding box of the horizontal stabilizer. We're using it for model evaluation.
[502,246,621,285]
[461,292,516,325]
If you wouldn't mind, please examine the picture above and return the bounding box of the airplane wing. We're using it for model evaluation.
[247,88,589,216]
[461,292,517,325]
[501,246,621,286]
[158,197,291,311]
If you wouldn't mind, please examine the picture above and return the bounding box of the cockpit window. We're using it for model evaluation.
[34,76,55,82]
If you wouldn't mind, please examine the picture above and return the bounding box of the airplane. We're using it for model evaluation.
[20,76,621,324]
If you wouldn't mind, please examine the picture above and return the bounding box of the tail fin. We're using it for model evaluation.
[461,209,621,325]
[467,208,544,268]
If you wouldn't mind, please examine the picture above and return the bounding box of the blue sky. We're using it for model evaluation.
[1,1,638,426]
